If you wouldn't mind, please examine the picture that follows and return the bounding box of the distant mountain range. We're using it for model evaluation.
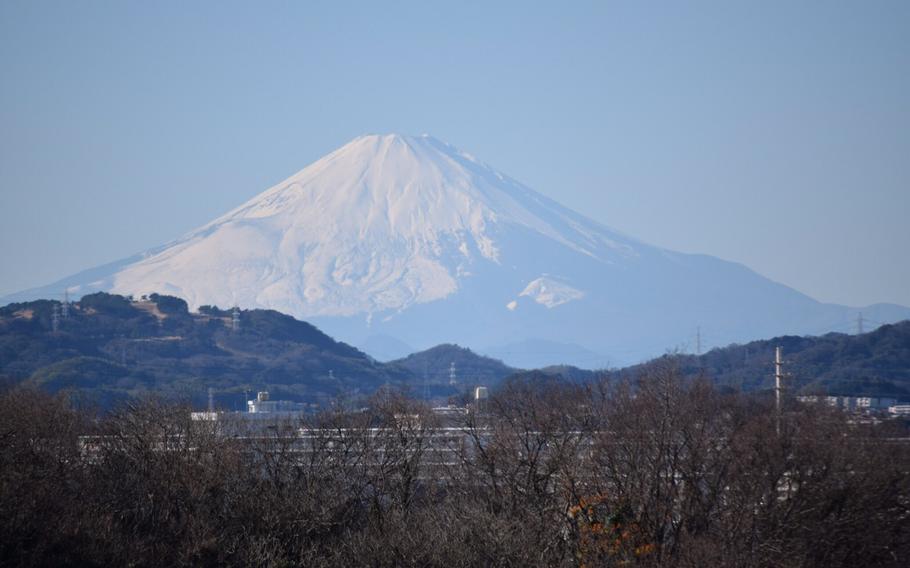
[4,133,909,367]
[2,293,908,407]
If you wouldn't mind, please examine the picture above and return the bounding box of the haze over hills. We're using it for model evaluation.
[2,293,908,407]
[5,134,909,367]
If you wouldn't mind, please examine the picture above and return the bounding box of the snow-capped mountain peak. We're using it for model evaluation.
[107,134,633,317]
[10,133,909,367]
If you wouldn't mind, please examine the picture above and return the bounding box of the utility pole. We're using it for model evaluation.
[775,346,785,436]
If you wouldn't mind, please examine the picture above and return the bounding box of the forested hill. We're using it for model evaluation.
[386,344,517,392]
[615,321,910,399]
[3,293,908,407]
[0,293,411,408]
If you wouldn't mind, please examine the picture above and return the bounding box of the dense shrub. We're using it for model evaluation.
[149,293,190,315]
[79,292,138,317]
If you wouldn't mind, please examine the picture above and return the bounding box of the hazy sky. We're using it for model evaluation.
[1,1,908,307]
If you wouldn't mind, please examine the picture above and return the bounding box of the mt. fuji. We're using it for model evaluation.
[7,134,909,366]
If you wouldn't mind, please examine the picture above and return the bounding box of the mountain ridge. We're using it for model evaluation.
[0,293,408,408]
[2,293,908,405]
[4,133,909,366]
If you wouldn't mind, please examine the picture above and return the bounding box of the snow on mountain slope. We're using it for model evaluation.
[108,134,636,318]
[5,133,910,367]
[517,276,585,309]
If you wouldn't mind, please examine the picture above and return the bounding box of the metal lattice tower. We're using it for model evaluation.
[51,304,60,334]
[231,306,240,332]
[61,290,70,318]
[857,312,864,335]
[448,362,457,386]
[774,346,788,436]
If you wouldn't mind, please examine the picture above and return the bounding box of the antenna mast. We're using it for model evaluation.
[857,312,864,335]
[696,326,702,355]
[448,361,457,386]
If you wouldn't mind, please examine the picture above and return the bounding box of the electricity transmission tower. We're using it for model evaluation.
[51,304,60,334]
[774,346,789,436]
[231,306,240,332]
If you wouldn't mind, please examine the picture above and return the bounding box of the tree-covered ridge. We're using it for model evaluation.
[2,293,908,407]
[617,321,910,398]
[387,343,517,386]
[0,292,409,408]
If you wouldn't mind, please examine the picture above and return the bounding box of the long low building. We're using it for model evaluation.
[796,395,901,412]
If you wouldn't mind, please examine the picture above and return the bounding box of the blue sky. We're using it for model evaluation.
[1,1,908,307]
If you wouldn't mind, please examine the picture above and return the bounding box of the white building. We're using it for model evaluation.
[797,395,899,411]
[247,391,306,414]
[191,391,307,424]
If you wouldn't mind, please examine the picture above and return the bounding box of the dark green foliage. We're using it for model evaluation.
[80,291,139,317]
[148,293,189,315]
[388,343,516,385]
[3,292,908,410]
[29,356,133,390]
[615,321,910,397]
[0,294,412,408]
[535,364,601,383]
[198,304,230,316]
